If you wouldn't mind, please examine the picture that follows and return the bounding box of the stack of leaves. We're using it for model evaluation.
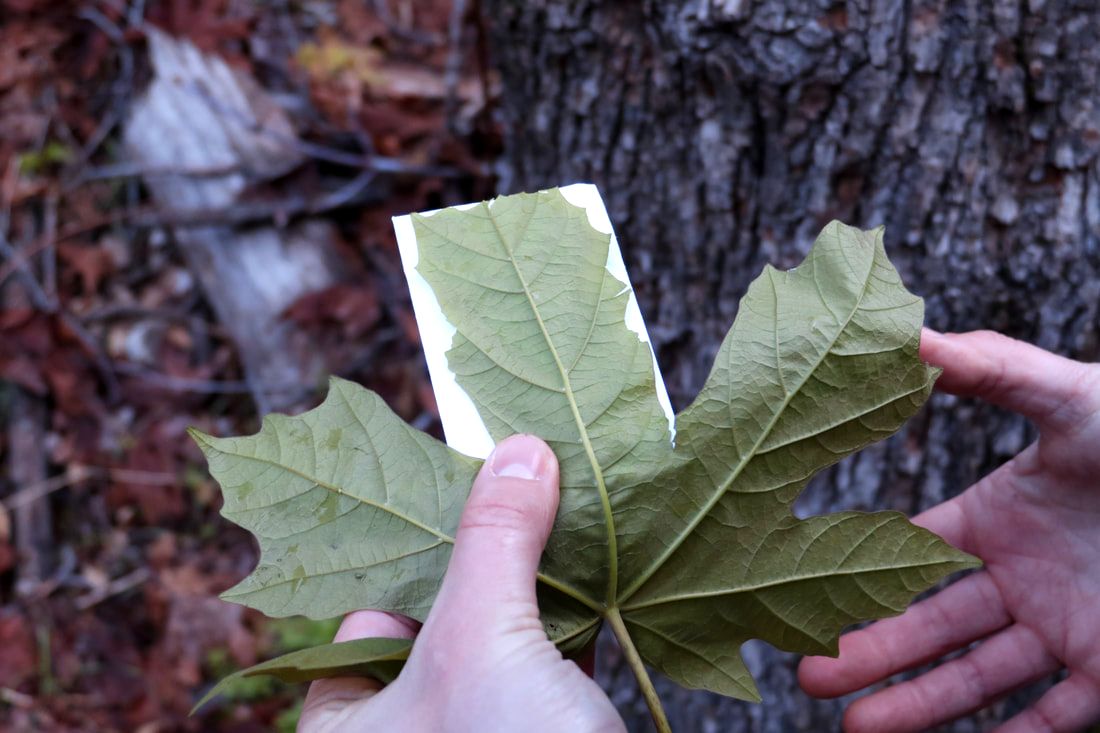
[191,189,978,729]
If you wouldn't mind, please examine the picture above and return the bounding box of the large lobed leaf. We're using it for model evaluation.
[193,189,978,709]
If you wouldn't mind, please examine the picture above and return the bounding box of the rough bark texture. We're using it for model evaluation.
[483,1,1100,730]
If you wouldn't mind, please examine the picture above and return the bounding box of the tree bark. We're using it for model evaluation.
[483,1,1100,730]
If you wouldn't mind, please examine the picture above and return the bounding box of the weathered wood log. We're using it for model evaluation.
[483,1,1100,729]
[124,30,344,413]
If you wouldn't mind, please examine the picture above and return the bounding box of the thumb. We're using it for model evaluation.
[421,434,559,641]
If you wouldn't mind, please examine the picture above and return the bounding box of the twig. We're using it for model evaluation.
[288,137,469,177]
[127,0,146,27]
[0,231,51,289]
[0,232,55,311]
[42,189,58,302]
[307,169,377,214]
[180,79,471,177]
[81,303,196,324]
[444,0,470,134]
[0,229,119,401]
[6,390,53,594]
[2,472,86,512]
[66,161,243,188]
[0,688,35,709]
[72,6,135,172]
[49,176,384,242]
[78,5,125,43]
[0,157,19,233]
[59,311,120,403]
[111,361,308,395]
[75,567,151,610]
[2,464,179,512]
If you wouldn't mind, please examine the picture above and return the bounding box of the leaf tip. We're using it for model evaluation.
[326,374,351,389]
[190,676,234,716]
[958,550,983,571]
[186,426,215,451]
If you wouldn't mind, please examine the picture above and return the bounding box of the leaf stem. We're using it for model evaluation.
[536,573,603,613]
[606,607,670,733]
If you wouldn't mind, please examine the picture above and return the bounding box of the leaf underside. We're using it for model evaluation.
[193,189,979,708]
[192,637,410,713]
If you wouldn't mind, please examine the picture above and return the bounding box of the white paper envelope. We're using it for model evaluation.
[392,183,674,459]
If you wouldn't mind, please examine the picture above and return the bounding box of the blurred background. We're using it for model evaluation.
[1,1,1097,731]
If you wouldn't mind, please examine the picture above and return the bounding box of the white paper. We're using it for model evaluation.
[393,183,674,459]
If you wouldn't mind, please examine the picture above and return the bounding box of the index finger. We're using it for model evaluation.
[299,610,419,727]
[920,329,1099,432]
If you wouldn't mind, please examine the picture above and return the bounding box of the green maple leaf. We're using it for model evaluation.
[191,189,978,725]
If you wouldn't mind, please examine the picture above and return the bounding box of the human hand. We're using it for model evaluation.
[297,434,625,733]
[799,330,1100,732]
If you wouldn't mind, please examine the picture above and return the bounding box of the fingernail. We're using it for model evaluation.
[488,434,548,480]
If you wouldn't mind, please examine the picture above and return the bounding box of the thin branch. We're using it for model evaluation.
[0,232,120,400]
[74,567,151,610]
[0,688,35,709]
[66,161,243,188]
[0,232,55,311]
[0,235,51,296]
[59,311,120,402]
[44,179,382,244]
[2,464,179,512]
[112,361,308,395]
[42,189,58,302]
[178,79,472,177]
[306,169,377,214]
[444,0,470,134]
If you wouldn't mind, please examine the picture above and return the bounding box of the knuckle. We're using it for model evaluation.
[1020,707,1058,733]
[953,654,989,706]
[459,499,533,534]
[1076,363,1100,412]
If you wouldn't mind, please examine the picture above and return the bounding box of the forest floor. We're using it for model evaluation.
[0,1,498,730]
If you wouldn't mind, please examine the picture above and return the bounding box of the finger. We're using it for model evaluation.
[421,434,559,641]
[909,494,973,554]
[920,329,1098,432]
[333,609,420,643]
[842,624,1059,733]
[994,674,1100,733]
[799,572,1008,697]
[299,610,418,729]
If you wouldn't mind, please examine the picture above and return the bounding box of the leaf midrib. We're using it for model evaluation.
[484,199,619,608]
[620,557,964,612]
[618,250,879,604]
[222,541,447,595]
[200,441,451,541]
[199,434,602,612]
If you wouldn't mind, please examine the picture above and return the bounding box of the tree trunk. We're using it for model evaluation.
[483,1,1100,730]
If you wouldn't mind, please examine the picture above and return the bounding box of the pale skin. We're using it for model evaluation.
[799,329,1100,733]
[300,330,1100,732]
[297,433,626,733]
